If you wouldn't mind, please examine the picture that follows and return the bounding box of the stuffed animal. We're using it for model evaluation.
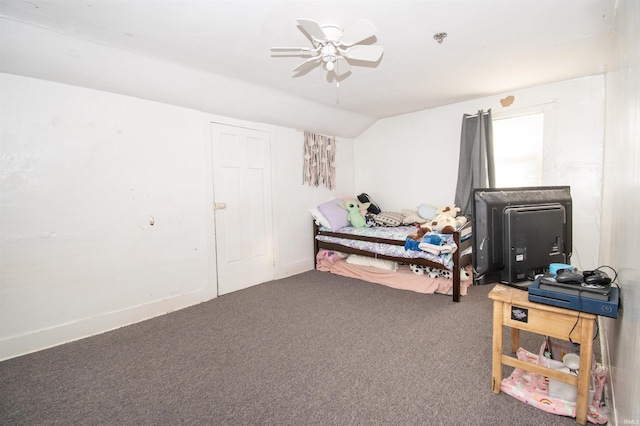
[339,199,370,228]
[438,204,469,227]
[410,264,440,277]
[420,205,468,233]
[409,263,471,282]
[316,249,347,264]
[436,205,461,217]
[425,266,442,278]
[409,264,440,277]
[460,267,471,282]
[407,227,429,242]
[439,268,472,281]
[455,215,468,227]
[420,214,457,234]
[409,264,425,275]
[409,264,471,281]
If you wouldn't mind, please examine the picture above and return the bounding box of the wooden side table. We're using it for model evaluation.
[488,284,596,425]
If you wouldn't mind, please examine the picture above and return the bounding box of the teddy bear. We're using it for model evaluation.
[435,204,468,228]
[407,227,429,242]
[419,205,468,233]
[436,205,460,217]
[419,214,458,234]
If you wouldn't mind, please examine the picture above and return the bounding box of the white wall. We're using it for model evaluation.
[600,0,640,423]
[0,74,214,359]
[271,127,354,279]
[0,73,355,360]
[355,76,605,271]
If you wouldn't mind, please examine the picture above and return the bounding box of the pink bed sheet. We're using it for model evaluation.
[317,258,473,296]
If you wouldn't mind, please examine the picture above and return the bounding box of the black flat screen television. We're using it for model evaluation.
[472,186,572,288]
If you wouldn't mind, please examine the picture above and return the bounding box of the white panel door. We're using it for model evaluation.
[211,123,274,295]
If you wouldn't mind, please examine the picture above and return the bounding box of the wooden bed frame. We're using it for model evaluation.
[313,221,473,302]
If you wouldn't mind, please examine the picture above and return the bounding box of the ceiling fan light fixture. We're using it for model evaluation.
[321,43,338,67]
[271,18,383,78]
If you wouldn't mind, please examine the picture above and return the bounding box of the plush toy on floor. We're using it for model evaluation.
[409,265,471,281]
[339,199,370,228]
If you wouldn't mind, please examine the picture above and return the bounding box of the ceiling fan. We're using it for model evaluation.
[271,19,384,77]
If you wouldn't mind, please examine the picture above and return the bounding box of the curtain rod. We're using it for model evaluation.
[464,111,490,118]
[297,129,336,138]
[468,100,557,119]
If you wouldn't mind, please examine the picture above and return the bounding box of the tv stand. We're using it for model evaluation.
[501,280,534,291]
[488,284,596,425]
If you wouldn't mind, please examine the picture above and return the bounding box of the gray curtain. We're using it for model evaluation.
[454,109,495,217]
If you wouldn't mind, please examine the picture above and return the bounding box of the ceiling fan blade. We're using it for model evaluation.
[271,47,320,57]
[343,45,383,62]
[340,19,377,46]
[334,57,351,76]
[292,56,321,72]
[297,19,327,43]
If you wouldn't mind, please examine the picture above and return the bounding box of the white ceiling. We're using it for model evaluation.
[0,0,615,138]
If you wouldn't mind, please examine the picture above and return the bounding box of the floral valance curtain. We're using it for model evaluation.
[303,131,336,190]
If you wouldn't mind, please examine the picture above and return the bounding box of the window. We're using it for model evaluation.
[492,113,544,187]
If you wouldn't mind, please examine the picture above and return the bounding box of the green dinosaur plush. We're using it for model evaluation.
[339,199,370,228]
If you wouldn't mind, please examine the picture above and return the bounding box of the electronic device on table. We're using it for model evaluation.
[539,266,612,300]
[472,186,572,290]
[528,267,619,318]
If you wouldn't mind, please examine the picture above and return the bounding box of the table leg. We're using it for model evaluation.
[511,328,520,353]
[492,300,503,393]
[575,317,595,425]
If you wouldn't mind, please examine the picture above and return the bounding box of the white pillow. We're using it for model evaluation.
[310,208,331,229]
[346,254,399,271]
[418,204,437,220]
[401,209,427,225]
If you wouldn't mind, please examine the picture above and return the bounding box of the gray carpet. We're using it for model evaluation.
[0,270,602,425]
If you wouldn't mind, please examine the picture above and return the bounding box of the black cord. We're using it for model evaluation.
[569,295,582,344]
[568,286,603,344]
[556,264,616,345]
[596,265,621,297]
[595,264,618,283]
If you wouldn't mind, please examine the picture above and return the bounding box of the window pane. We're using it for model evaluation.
[493,113,544,187]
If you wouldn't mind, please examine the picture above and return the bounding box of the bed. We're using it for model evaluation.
[313,220,473,302]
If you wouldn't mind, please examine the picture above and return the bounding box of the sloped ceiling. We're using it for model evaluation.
[0,0,615,138]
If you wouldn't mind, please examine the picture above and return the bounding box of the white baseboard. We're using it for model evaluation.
[276,258,315,279]
[0,288,216,362]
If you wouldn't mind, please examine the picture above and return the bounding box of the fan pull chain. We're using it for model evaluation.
[336,80,340,105]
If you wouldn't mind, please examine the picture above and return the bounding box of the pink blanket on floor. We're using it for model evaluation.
[317,259,472,296]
